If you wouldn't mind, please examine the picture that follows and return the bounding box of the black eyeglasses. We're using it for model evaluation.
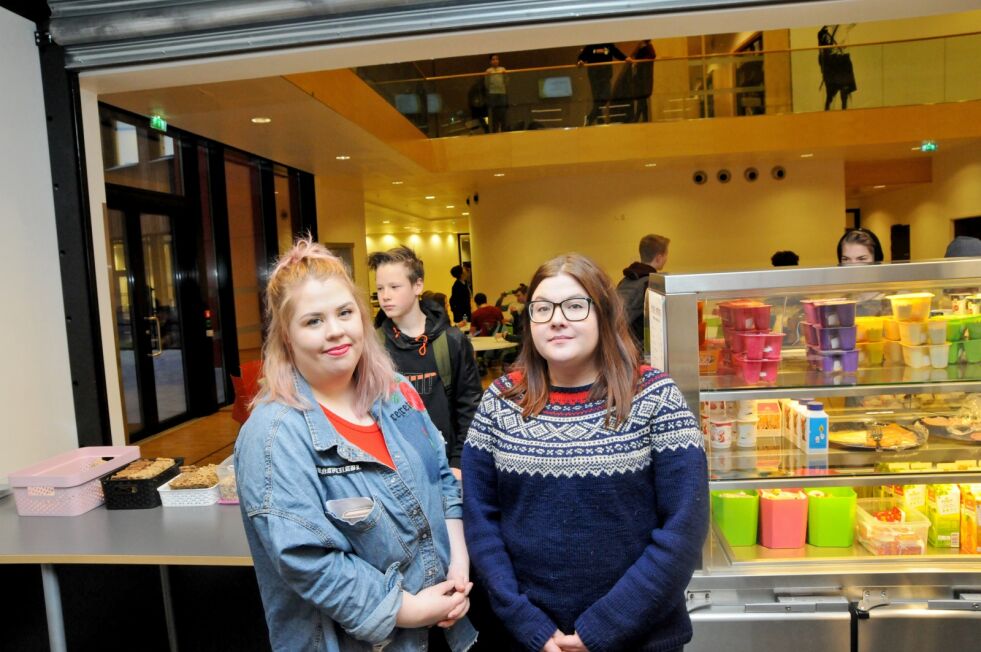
[527,298,593,323]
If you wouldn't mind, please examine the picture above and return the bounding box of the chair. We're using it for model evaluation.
[231,359,262,425]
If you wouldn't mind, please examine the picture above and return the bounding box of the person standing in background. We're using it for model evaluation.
[818,24,857,110]
[370,247,482,477]
[485,54,509,133]
[629,39,657,122]
[617,233,670,347]
[577,43,629,125]
[771,250,800,266]
[450,264,473,323]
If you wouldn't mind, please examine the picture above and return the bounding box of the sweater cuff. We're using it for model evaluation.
[575,604,619,652]
[519,609,558,652]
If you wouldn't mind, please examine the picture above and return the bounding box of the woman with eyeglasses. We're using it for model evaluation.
[462,253,708,652]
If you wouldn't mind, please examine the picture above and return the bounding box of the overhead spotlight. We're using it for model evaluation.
[693,170,707,185]
[771,165,787,180]
[744,167,759,182]
[717,169,732,184]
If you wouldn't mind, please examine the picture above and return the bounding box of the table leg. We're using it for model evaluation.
[40,563,67,652]
[160,565,179,652]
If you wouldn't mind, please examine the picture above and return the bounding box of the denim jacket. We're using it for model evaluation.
[235,372,477,652]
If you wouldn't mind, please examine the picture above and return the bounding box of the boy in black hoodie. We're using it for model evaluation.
[368,246,481,477]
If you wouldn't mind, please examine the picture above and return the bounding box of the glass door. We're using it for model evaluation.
[109,202,190,440]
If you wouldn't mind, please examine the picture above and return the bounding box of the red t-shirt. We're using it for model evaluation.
[320,405,395,469]
[471,304,505,336]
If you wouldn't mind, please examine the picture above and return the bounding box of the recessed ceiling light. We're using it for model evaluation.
[911,146,922,151]
[391,181,403,185]
[250,116,272,124]
[462,212,470,216]
[382,220,391,224]
[800,153,814,158]
[644,163,657,168]
[335,155,351,160]
[425,195,436,200]
[446,205,455,209]
[493,173,505,177]
[873,185,886,189]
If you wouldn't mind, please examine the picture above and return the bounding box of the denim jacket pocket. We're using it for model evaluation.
[325,495,414,569]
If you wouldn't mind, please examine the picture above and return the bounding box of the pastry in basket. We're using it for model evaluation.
[170,464,219,489]
[111,457,175,481]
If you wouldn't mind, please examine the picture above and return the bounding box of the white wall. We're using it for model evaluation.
[860,143,981,259]
[0,8,78,481]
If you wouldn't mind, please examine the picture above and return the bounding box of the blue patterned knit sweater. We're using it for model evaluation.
[462,368,708,652]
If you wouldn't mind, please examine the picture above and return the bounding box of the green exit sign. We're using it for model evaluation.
[920,140,937,152]
[149,115,167,132]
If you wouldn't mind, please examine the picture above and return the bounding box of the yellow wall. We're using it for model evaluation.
[860,143,981,260]
[470,159,846,297]
[365,232,462,301]
[790,12,981,112]
[316,176,370,292]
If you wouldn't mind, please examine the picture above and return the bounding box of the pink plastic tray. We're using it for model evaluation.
[9,446,140,516]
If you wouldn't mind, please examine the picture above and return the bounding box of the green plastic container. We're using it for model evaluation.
[964,339,981,364]
[949,341,964,365]
[968,316,981,340]
[938,316,966,342]
[712,490,759,547]
[806,487,857,547]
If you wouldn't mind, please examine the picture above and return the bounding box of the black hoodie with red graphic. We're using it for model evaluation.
[378,299,481,467]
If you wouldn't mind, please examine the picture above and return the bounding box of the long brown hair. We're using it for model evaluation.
[503,253,641,426]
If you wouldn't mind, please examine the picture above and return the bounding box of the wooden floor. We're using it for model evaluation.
[139,407,241,466]
[138,369,500,466]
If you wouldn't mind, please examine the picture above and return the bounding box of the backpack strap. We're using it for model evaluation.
[432,331,453,395]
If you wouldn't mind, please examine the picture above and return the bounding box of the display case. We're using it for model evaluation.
[648,259,981,652]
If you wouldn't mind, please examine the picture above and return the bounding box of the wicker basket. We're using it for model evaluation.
[101,458,183,510]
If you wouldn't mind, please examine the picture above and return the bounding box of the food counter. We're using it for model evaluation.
[649,259,981,652]
[0,494,261,651]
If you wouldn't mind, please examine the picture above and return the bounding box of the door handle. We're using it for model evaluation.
[145,316,163,357]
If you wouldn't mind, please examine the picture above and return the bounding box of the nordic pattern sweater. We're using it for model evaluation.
[462,368,708,652]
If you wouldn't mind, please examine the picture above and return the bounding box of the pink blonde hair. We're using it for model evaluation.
[252,237,395,416]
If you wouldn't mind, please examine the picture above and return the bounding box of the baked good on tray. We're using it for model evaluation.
[111,457,176,480]
[170,464,219,489]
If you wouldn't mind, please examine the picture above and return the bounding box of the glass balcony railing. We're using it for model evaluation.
[356,32,981,138]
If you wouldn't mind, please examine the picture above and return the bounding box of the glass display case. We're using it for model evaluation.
[648,259,981,652]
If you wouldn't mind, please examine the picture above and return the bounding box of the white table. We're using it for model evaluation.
[469,336,519,352]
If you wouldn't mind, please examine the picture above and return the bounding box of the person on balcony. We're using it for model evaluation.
[485,54,509,133]
[818,24,857,110]
[577,43,629,125]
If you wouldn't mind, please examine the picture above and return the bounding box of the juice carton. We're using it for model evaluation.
[886,484,926,514]
[927,484,961,548]
[961,485,981,554]
[797,402,829,454]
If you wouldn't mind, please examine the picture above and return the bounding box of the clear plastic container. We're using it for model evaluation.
[855,498,929,556]
[886,292,934,322]
[883,340,904,365]
[216,455,238,504]
[897,320,928,346]
[901,343,950,369]
[926,319,946,345]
